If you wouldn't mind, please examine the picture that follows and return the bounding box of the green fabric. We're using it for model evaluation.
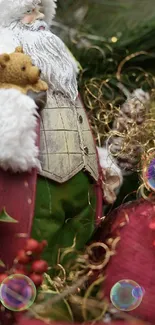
[31,172,96,266]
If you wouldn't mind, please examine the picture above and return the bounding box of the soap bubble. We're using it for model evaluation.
[110,279,144,311]
[144,157,155,191]
[132,286,145,299]
[0,274,36,311]
[147,176,155,191]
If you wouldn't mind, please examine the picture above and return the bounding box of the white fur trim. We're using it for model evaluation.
[41,0,57,25]
[0,28,19,54]
[97,146,123,193]
[0,89,41,172]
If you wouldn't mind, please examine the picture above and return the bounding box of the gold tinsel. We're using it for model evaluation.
[28,239,113,322]
[28,219,143,324]
[81,46,155,199]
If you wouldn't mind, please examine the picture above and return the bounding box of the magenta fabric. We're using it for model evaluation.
[17,317,146,325]
[102,199,155,324]
[0,120,40,325]
[0,120,40,270]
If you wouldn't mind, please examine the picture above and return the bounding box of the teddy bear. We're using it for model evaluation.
[0,46,48,96]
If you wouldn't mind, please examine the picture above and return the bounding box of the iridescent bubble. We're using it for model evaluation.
[0,274,36,311]
[110,280,144,311]
[132,286,145,299]
[145,157,155,191]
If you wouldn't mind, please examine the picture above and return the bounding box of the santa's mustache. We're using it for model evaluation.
[10,19,49,31]
[9,20,78,101]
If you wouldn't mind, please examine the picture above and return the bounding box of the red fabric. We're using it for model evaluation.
[0,119,40,270]
[0,119,40,325]
[0,169,37,268]
[102,199,155,324]
[17,316,146,325]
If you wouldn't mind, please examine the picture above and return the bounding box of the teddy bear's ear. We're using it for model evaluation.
[15,47,24,53]
[0,53,10,68]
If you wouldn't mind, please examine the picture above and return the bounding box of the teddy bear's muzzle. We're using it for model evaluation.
[28,66,40,84]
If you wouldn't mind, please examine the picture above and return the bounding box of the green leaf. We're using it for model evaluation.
[0,208,18,223]
[0,259,5,267]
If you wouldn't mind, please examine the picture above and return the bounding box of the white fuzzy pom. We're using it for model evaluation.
[97,146,123,196]
[97,147,123,181]
[132,88,150,103]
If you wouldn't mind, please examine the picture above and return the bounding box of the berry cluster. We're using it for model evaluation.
[0,238,48,287]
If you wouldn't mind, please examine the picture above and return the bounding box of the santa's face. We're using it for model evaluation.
[21,6,44,24]
[20,5,49,31]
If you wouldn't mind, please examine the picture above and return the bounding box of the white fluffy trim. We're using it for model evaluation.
[97,146,123,193]
[0,28,19,54]
[41,0,57,25]
[0,89,41,172]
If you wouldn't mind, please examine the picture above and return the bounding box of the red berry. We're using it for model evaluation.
[0,274,7,283]
[30,273,43,287]
[16,250,30,264]
[25,238,43,254]
[41,240,47,248]
[31,260,48,274]
[13,269,27,275]
[17,264,27,271]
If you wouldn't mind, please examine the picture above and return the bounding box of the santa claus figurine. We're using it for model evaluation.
[0,0,122,268]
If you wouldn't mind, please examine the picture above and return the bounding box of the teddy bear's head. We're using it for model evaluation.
[0,47,41,86]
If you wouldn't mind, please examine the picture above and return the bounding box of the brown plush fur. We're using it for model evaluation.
[0,47,48,94]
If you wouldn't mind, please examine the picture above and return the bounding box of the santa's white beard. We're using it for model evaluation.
[7,21,78,101]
